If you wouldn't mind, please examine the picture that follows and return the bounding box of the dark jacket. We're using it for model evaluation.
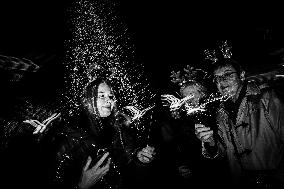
[174,103,229,188]
[51,110,140,189]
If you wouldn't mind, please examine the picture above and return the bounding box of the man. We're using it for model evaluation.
[195,58,284,187]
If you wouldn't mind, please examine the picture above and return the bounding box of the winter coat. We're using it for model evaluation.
[211,80,284,185]
[51,111,140,189]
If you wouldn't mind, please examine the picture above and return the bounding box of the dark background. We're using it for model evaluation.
[0,1,283,188]
[0,0,283,95]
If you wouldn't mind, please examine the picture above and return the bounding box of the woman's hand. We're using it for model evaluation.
[137,145,156,163]
[178,165,192,179]
[195,124,215,145]
[78,152,111,189]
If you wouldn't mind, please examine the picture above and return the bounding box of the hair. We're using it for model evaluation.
[211,58,244,76]
[81,78,118,135]
[168,80,210,120]
[179,81,208,98]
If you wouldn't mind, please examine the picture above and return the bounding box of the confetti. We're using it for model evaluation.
[62,0,156,131]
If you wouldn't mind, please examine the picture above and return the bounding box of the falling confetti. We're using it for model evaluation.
[61,0,156,131]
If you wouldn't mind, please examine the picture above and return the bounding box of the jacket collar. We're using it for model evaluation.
[245,80,261,97]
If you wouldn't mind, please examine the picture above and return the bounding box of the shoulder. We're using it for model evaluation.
[247,80,283,110]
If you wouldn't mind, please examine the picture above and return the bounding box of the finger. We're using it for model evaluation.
[105,157,111,166]
[93,152,109,170]
[141,152,153,159]
[101,157,111,167]
[83,156,92,171]
[100,159,111,172]
[198,130,213,137]
[137,152,147,163]
[201,133,213,142]
[198,131,213,140]
[195,124,205,129]
[141,156,150,163]
[196,127,211,133]
[138,154,150,162]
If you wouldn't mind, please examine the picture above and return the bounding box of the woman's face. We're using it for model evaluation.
[96,82,115,117]
[180,84,205,107]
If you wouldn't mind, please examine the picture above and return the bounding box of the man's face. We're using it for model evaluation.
[96,82,115,117]
[180,84,204,107]
[213,64,242,98]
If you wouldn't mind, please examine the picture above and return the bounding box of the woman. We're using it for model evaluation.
[169,65,229,188]
[52,78,155,189]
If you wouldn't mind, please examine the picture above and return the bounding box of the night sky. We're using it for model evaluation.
[0,0,283,95]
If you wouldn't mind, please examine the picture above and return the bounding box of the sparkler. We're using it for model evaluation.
[162,92,232,116]
[62,0,156,126]
[161,94,194,111]
[23,113,61,134]
[124,105,155,123]
[146,111,154,144]
[184,104,206,115]
[202,93,232,106]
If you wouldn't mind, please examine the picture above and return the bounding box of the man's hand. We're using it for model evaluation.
[178,165,192,179]
[195,124,215,145]
[137,145,156,163]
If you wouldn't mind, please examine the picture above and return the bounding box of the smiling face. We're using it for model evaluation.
[213,64,244,98]
[180,83,205,107]
[96,82,115,117]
